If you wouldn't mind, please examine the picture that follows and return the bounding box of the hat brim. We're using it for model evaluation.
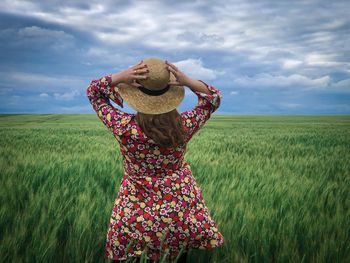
[116,72,185,114]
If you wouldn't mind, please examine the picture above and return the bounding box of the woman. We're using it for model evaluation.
[86,58,224,262]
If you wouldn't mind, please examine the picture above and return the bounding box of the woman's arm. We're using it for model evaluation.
[165,60,222,141]
[185,78,213,95]
[111,73,123,87]
[181,80,222,142]
[165,60,212,95]
[86,74,129,135]
[86,61,149,136]
[110,61,149,87]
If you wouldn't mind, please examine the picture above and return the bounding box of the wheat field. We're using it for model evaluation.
[0,114,349,263]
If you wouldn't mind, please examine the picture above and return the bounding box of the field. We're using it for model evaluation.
[0,114,349,263]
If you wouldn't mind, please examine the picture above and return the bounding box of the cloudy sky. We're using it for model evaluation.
[0,0,349,114]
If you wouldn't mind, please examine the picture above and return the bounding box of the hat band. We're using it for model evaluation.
[138,84,170,96]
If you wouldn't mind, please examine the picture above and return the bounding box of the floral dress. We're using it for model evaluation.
[86,74,225,261]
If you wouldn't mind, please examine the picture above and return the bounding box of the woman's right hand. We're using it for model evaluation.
[112,60,149,88]
[165,60,192,87]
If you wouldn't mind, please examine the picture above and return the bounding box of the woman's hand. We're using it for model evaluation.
[111,60,149,87]
[165,60,192,87]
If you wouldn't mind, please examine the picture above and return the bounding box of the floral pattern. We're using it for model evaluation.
[86,74,224,261]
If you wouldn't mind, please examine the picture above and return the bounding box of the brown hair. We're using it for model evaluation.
[135,109,188,148]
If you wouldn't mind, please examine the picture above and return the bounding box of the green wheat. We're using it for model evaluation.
[0,114,349,263]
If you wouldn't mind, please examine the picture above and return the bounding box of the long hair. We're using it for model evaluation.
[135,109,188,148]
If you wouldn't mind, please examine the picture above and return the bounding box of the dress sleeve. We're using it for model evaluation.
[86,74,132,136]
[181,80,222,142]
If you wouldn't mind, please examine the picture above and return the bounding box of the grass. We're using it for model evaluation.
[0,114,349,262]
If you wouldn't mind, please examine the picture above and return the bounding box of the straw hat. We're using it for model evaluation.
[117,57,185,114]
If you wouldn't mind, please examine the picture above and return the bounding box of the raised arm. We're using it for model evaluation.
[86,61,149,136]
[181,80,222,141]
[185,78,214,95]
[165,60,222,142]
[86,74,130,136]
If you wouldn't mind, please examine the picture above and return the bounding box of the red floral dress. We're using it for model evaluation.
[86,74,225,261]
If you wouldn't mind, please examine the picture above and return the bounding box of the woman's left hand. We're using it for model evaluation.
[112,60,149,87]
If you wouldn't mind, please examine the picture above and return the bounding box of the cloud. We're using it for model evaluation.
[8,72,81,85]
[1,1,349,56]
[176,31,225,47]
[0,25,75,50]
[305,53,343,67]
[2,0,348,72]
[85,47,139,67]
[279,103,303,109]
[18,26,73,40]
[282,59,303,69]
[0,71,84,101]
[53,90,80,101]
[0,0,349,114]
[234,74,331,89]
[174,58,223,80]
[333,79,350,89]
[3,71,85,94]
[39,93,49,98]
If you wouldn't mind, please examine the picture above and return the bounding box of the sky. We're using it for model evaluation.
[0,0,349,115]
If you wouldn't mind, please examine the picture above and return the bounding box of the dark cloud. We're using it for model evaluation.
[0,0,349,114]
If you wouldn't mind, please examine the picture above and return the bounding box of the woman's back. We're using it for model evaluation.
[113,80,221,178]
[116,115,187,179]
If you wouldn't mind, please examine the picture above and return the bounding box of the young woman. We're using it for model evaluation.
[86,58,224,263]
